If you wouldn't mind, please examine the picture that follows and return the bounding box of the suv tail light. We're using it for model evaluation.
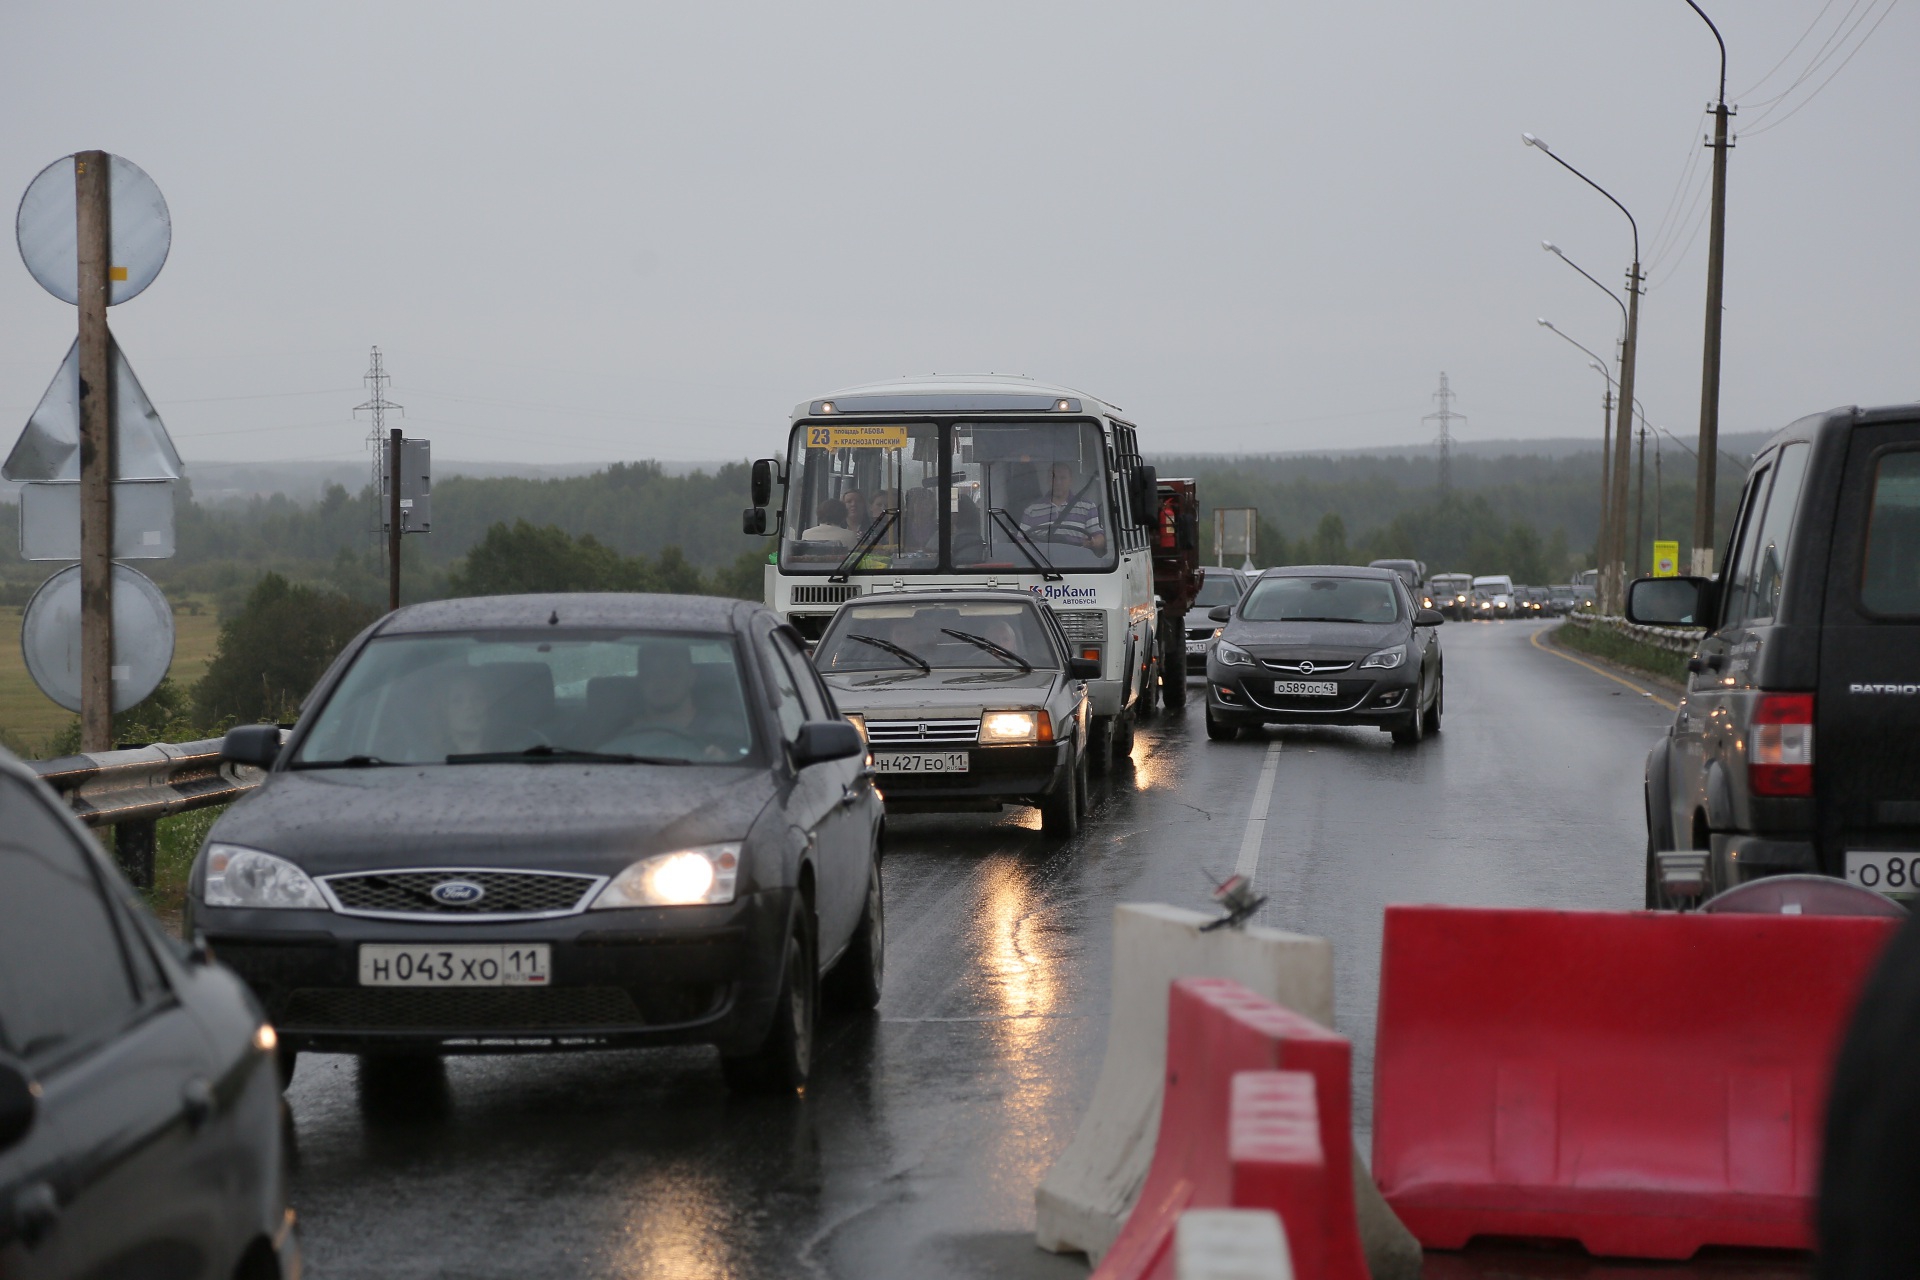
[1751,693,1815,797]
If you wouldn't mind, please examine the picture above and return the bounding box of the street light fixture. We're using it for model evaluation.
[1538,318,1628,572]
[1542,241,1629,331]
[1523,133,1642,614]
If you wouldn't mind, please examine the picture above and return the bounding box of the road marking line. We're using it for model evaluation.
[1529,626,1680,710]
[1234,740,1283,883]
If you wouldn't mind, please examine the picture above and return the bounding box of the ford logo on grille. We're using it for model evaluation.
[430,880,486,906]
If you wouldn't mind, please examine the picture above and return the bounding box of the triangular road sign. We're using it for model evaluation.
[2,336,184,481]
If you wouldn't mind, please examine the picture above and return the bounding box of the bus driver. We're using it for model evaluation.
[1020,461,1106,554]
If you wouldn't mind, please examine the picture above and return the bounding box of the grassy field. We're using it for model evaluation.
[0,594,222,757]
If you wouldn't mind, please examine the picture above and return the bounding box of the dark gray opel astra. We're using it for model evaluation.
[188,594,882,1095]
[1204,565,1445,743]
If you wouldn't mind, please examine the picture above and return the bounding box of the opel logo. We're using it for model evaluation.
[431,880,486,906]
[1298,660,1316,675]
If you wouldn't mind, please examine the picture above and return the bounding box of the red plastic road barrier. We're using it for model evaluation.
[1373,905,1900,1260]
[1092,977,1371,1280]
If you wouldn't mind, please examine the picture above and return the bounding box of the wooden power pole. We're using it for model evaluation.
[388,427,403,611]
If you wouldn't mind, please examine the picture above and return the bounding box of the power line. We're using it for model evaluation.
[1736,0,1847,99]
[1744,0,1902,136]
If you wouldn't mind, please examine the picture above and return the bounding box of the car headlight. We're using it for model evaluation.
[1360,644,1406,670]
[591,844,740,908]
[1215,640,1255,667]
[203,844,327,909]
[980,709,1051,745]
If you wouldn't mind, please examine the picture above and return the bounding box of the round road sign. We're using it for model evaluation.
[21,563,175,714]
[16,153,170,306]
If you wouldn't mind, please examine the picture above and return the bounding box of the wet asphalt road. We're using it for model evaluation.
[284,620,1773,1279]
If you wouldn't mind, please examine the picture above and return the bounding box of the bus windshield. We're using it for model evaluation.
[780,419,1116,574]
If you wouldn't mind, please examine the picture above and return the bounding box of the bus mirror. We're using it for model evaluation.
[742,507,769,536]
[1131,465,1158,527]
[750,458,778,508]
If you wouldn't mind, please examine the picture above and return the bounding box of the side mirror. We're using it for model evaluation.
[1207,605,1233,624]
[0,1054,36,1153]
[750,458,778,508]
[1414,608,1446,627]
[1068,657,1102,681]
[791,720,864,769]
[742,506,769,536]
[220,724,283,770]
[1129,466,1159,528]
[1625,576,1712,627]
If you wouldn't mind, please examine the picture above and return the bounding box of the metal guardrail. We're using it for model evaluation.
[1561,612,1704,655]
[30,737,270,888]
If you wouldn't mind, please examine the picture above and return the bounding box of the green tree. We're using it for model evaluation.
[1307,513,1351,565]
[447,520,651,596]
[48,677,200,756]
[193,573,381,725]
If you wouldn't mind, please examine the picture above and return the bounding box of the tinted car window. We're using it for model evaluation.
[295,629,756,764]
[1740,442,1811,623]
[1241,576,1401,624]
[762,633,809,743]
[774,633,832,721]
[1193,573,1244,610]
[1862,449,1920,616]
[1719,463,1773,628]
[0,778,141,1068]
[816,600,1058,671]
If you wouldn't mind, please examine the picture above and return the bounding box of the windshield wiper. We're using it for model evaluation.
[847,633,931,673]
[1277,616,1374,624]
[445,745,690,765]
[830,508,899,584]
[941,628,1033,673]
[986,507,1063,582]
[290,754,399,770]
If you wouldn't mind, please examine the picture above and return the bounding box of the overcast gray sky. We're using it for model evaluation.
[2,1,1913,468]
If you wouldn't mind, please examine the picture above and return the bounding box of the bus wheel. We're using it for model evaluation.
[1089,716,1115,774]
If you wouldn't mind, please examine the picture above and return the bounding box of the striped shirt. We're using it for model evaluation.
[1020,497,1105,547]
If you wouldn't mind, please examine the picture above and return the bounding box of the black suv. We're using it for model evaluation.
[1629,403,1920,908]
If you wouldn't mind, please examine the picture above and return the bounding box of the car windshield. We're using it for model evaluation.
[293,629,757,766]
[779,419,1117,574]
[1241,577,1401,624]
[815,601,1058,672]
[1193,574,1244,609]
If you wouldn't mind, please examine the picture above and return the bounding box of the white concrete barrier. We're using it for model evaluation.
[1035,903,1422,1280]
[1176,1209,1293,1280]
[1036,904,1331,1260]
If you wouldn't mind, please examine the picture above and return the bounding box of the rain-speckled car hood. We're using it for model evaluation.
[822,669,1059,719]
[208,764,776,876]
[1224,619,1405,661]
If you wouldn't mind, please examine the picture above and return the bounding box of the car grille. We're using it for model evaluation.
[791,584,861,605]
[1260,659,1355,674]
[320,870,601,920]
[280,986,643,1030]
[1054,611,1105,645]
[866,718,980,745]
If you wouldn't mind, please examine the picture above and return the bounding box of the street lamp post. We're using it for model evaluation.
[1524,133,1642,614]
[1682,0,1732,575]
[1538,244,1631,577]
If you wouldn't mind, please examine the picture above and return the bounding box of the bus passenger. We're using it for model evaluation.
[801,497,857,546]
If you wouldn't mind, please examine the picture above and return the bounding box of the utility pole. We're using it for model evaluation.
[75,152,114,752]
[1608,262,1642,613]
[1654,432,1663,544]
[1684,1,1732,576]
[1634,426,1648,579]
[1599,388,1613,573]
[353,347,404,611]
[1422,372,1465,497]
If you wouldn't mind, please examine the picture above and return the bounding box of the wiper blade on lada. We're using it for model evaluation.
[846,633,932,673]
[444,745,690,765]
[940,628,1033,673]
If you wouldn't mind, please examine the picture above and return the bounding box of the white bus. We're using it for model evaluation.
[743,376,1163,769]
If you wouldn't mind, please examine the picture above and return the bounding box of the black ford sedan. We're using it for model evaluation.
[189,594,881,1095]
[1204,565,1445,744]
